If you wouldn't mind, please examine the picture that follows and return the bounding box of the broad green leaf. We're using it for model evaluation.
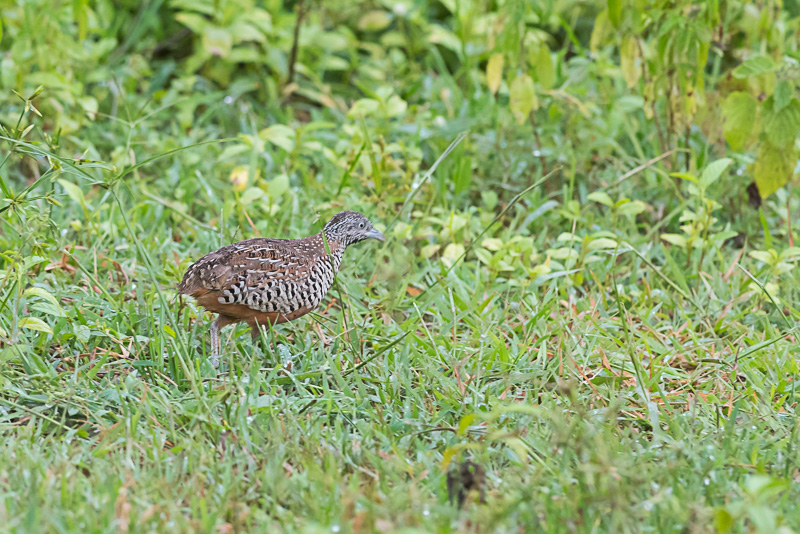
[57,179,88,210]
[753,141,796,198]
[509,74,536,124]
[23,287,59,307]
[487,53,503,95]
[268,174,290,197]
[175,13,208,33]
[587,191,614,206]
[590,10,610,54]
[700,158,733,188]
[358,11,391,31]
[421,244,440,259]
[427,25,461,54]
[721,92,757,151]
[228,22,266,44]
[259,125,295,152]
[30,302,65,318]
[481,190,498,210]
[534,44,554,90]
[661,233,687,248]
[556,233,581,243]
[548,247,579,260]
[228,48,261,64]
[587,237,618,251]
[763,97,800,148]
[749,250,777,265]
[745,474,791,499]
[240,187,262,205]
[714,509,733,534]
[608,0,622,27]
[347,98,380,118]
[202,27,232,58]
[617,200,647,216]
[621,37,640,88]
[746,506,777,534]
[778,246,800,261]
[384,95,407,117]
[481,238,504,251]
[732,56,774,79]
[474,248,492,265]
[441,243,465,267]
[773,79,793,112]
[19,317,53,334]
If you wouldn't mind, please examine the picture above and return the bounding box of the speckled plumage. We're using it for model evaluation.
[178,211,384,366]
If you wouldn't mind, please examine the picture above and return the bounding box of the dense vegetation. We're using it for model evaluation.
[1,0,799,531]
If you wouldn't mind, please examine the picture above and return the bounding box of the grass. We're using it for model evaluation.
[1,124,798,531]
[1,2,799,532]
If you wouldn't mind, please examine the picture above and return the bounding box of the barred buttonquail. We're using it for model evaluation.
[178,211,385,366]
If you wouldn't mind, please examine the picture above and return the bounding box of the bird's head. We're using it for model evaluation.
[323,211,385,247]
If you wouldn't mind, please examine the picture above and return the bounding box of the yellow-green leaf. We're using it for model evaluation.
[587,237,619,251]
[486,53,503,95]
[202,27,232,58]
[700,158,733,189]
[714,508,734,534]
[753,141,796,199]
[442,243,465,267]
[590,10,610,54]
[358,11,391,31]
[661,234,687,248]
[721,92,757,151]
[19,317,53,334]
[621,37,640,88]
[481,237,504,251]
[259,125,295,152]
[268,174,290,198]
[23,287,59,306]
[733,56,774,79]
[587,191,614,206]
[749,250,777,266]
[57,179,88,210]
[773,79,792,112]
[534,44,554,90]
[763,97,800,148]
[421,244,440,259]
[608,0,622,28]
[175,13,208,34]
[509,73,536,124]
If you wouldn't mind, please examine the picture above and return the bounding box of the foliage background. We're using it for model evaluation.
[0,0,799,532]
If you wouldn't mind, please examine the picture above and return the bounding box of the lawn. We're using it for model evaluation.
[0,1,798,532]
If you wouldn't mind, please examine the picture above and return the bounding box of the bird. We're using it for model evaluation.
[178,211,385,366]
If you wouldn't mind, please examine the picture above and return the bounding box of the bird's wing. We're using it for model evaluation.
[179,237,328,314]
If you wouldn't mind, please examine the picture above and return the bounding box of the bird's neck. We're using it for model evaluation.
[319,231,347,272]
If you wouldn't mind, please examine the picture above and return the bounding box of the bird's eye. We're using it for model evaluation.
[359,222,364,228]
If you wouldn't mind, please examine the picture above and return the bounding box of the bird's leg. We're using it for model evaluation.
[210,316,221,368]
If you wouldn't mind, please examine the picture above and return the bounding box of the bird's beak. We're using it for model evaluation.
[366,228,386,242]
